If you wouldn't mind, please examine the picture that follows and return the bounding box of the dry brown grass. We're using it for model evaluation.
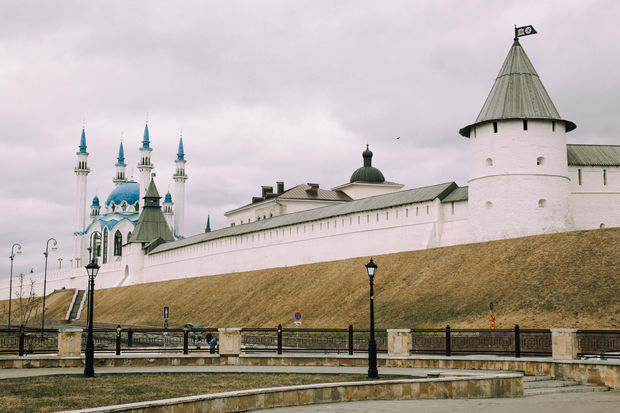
[0,373,388,412]
[0,289,74,325]
[4,228,619,329]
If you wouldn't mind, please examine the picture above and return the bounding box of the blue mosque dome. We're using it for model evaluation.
[106,181,140,206]
[164,192,173,203]
[91,195,100,207]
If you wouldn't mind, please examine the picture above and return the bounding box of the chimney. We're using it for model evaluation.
[306,183,319,196]
[277,181,284,194]
[261,186,273,198]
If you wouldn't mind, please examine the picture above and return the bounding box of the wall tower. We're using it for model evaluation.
[73,127,90,267]
[137,123,154,208]
[173,137,188,238]
[460,35,576,243]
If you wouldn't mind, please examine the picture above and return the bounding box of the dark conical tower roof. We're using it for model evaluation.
[129,177,174,243]
[460,38,576,137]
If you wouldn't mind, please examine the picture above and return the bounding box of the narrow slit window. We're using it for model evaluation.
[523,120,528,130]
[537,157,544,166]
[603,169,607,186]
[493,122,498,133]
[486,158,493,166]
[538,199,546,208]
[552,121,556,132]
[578,169,582,185]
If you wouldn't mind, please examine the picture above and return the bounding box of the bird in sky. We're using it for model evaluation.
[395,136,400,140]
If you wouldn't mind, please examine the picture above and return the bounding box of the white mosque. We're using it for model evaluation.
[2,33,619,300]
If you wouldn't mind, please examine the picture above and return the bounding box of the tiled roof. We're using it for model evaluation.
[567,144,620,166]
[278,184,352,201]
[460,39,576,137]
[151,182,460,254]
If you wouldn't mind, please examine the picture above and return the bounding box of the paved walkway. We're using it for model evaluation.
[249,392,620,413]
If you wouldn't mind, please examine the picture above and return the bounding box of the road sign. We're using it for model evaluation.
[164,319,168,329]
[163,305,169,319]
[294,311,302,321]
[294,321,302,327]
[489,302,494,311]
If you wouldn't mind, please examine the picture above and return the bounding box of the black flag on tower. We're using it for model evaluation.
[515,25,537,38]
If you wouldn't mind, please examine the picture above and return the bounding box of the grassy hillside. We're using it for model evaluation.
[2,228,619,329]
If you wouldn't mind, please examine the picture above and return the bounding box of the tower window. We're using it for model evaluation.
[578,169,582,185]
[538,199,546,208]
[552,121,556,132]
[102,228,108,264]
[493,122,498,133]
[485,201,493,209]
[426,205,430,214]
[114,230,122,256]
[486,158,493,166]
[523,120,528,131]
[537,157,544,166]
[600,223,606,229]
[603,169,607,186]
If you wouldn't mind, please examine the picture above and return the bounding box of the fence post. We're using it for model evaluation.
[277,324,282,355]
[348,324,354,355]
[514,324,520,358]
[445,324,451,357]
[127,328,133,347]
[18,325,25,357]
[183,325,189,355]
[114,325,121,355]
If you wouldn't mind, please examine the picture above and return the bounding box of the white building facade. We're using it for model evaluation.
[2,34,619,300]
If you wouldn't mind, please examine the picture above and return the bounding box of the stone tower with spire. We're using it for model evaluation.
[173,137,188,238]
[73,127,90,267]
[460,35,576,242]
[137,123,154,208]
[113,141,127,186]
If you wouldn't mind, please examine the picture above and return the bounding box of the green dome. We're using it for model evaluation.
[349,145,385,183]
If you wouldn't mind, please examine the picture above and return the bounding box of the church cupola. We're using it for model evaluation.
[350,145,385,184]
[462,29,574,242]
[90,195,100,217]
[113,140,128,186]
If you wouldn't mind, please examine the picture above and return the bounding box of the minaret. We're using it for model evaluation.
[173,137,188,238]
[90,195,100,218]
[113,141,127,186]
[460,33,575,242]
[137,123,154,208]
[73,127,90,267]
[205,215,211,233]
[163,192,174,231]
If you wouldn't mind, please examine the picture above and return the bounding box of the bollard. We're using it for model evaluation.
[277,324,282,355]
[445,324,451,357]
[514,324,521,358]
[127,328,133,347]
[18,325,25,357]
[348,324,354,355]
[183,325,189,355]
[116,325,122,356]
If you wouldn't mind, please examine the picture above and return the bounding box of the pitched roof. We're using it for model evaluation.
[129,179,174,243]
[460,39,576,137]
[278,184,352,201]
[567,144,620,166]
[441,186,468,202]
[152,182,459,254]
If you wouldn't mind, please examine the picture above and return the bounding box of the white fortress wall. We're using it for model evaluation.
[569,165,620,230]
[439,199,469,247]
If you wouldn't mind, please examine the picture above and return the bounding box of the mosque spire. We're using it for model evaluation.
[117,141,125,164]
[79,128,87,153]
[113,139,127,186]
[142,123,151,149]
[205,215,211,233]
[177,136,185,161]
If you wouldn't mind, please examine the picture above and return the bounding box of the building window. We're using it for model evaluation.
[538,199,546,208]
[523,120,528,130]
[552,121,556,132]
[406,208,409,218]
[603,169,607,186]
[578,169,582,185]
[102,228,108,264]
[485,201,493,209]
[486,158,493,166]
[600,223,606,229]
[493,122,498,133]
[127,231,132,241]
[426,205,430,214]
[114,231,122,256]
[537,157,544,166]
[473,127,476,138]
[376,213,379,222]
[416,207,418,216]
[451,201,455,215]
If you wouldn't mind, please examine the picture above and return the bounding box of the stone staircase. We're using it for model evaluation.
[524,375,610,396]
[66,290,86,322]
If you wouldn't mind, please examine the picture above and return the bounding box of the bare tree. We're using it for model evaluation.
[15,273,40,326]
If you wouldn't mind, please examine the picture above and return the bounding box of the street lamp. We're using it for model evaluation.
[41,238,58,339]
[84,231,101,377]
[8,243,22,328]
[365,258,378,379]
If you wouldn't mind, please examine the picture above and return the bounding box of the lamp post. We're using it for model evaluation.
[8,243,22,328]
[84,231,101,377]
[41,238,57,340]
[365,258,378,379]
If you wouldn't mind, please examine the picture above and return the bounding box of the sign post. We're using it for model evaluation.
[294,312,302,348]
[163,305,170,351]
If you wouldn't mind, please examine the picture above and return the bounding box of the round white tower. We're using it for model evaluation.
[113,141,127,186]
[173,137,187,238]
[460,36,576,243]
[137,123,154,208]
[73,128,90,267]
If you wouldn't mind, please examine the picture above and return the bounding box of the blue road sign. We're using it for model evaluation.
[489,302,494,311]
[294,311,302,320]
[163,305,170,319]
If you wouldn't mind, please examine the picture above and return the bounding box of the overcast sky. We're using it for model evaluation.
[1,0,618,277]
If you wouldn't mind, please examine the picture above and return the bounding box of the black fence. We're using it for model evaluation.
[1,325,618,359]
